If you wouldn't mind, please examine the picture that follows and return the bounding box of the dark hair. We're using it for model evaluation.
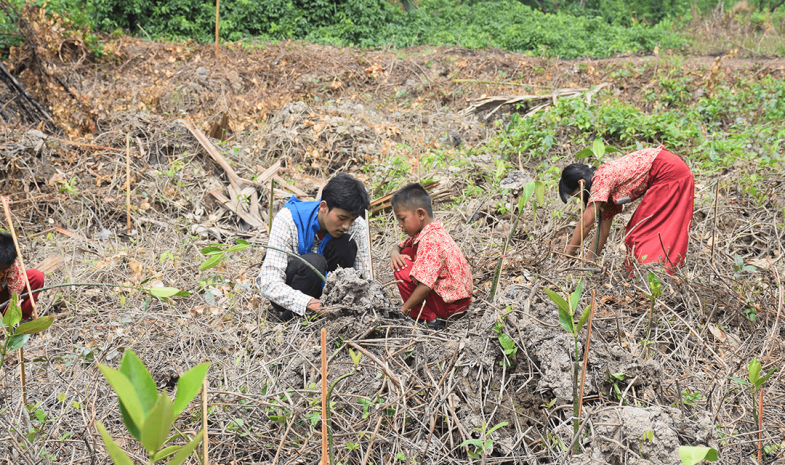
[390,183,434,218]
[559,164,597,206]
[321,173,370,216]
[0,232,18,267]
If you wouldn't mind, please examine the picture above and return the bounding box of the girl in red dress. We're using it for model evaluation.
[558,146,694,272]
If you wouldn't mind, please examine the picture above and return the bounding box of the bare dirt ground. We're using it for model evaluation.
[1,25,785,465]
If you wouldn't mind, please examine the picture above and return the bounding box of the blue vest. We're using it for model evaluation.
[284,196,332,256]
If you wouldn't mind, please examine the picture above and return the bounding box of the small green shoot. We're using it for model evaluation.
[678,445,718,465]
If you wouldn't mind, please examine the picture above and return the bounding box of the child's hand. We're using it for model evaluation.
[390,251,410,271]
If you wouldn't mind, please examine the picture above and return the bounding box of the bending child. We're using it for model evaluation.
[256,173,371,321]
[0,232,44,320]
[390,183,472,330]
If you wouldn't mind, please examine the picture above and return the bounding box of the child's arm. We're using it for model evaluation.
[400,282,431,315]
[390,244,409,271]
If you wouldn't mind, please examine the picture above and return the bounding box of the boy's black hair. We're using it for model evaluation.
[321,173,370,216]
[559,163,597,206]
[391,183,434,218]
[0,232,18,267]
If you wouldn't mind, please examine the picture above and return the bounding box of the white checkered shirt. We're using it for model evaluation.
[255,207,371,316]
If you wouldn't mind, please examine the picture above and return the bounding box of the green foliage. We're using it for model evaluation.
[0,294,55,367]
[96,350,209,464]
[200,239,326,282]
[678,445,718,464]
[492,319,518,368]
[460,421,508,459]
[574,138,621,167]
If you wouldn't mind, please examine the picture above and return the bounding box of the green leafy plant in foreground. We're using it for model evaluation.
[574,138,621,167]
[96,350,210,464]
[492,319,518,368]
[544,279,591,454]
[727,358,777,438]
[0,294,55,367]
[460,421,508,459]
[678,445,718,464]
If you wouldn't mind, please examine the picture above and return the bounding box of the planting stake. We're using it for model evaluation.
[18,347,26,406]
[365,210,374,280]
[203,377,209,465]
[321,328,328,465]
[361,416,383,465]
[711,181,719,264]
[269,178,275,234]
[577,290,596,435]
[579,180,585,262]
[758,387,763,464]
[126,134,131,234]
[215,0,220,57]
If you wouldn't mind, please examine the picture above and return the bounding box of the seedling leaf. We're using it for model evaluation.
[748,358,761,385]
[574,148,594,159]
[97,421,134,465]
[98,365,145,436]
[151,445,183,462]
[487,421,508,435]
[576,305,592,332]
[558,307,575,334]
[544,288,569,313]
[166,430,204,465]
[173,362,210,416]
[140,393,174,454]
[2,297,21,328]
[349,349,362,367]
[726,376,749,386]
[569,279,584,312]
[146,287,189,298]
[118,351,158,417]
[7,334,30,350]
[592,138,605,158]
[522,181,536,205]
[535,181,546,206]
[678,445,718,464]
[758,367,777,387]
[14,316,55,335]
[199,253,224,271]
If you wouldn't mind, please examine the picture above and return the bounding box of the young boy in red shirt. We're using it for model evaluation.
[390,183,472,330]
[0,232,44,319]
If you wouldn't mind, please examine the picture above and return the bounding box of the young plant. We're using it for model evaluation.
[0,294,55,367]
[574,138,621,167]
[642,271,663,359]
[544,279,591,454]
[460,421,508,459]
[678,446,718,464]
[492,321,517,368]
[96,350,209,464]
[326,348,363,465]
[727,358,777,437]
[488,180,543,301]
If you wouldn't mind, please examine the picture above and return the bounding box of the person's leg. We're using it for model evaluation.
[271,253,327,321]
[394,248,438,321]
[321,234,358,272]
[20,269,44,319]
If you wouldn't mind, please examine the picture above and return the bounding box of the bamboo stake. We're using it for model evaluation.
[758,387,764,464]
[269,178,275,234]
[214,0,220,57]
[321,328,328,465]
[577,290,596,422]
[126,134,131,234]
[202,378,209,465]
[711,181,719,264]
[579,180,585,262]
[365,210,374,280]
[1,196,38,408]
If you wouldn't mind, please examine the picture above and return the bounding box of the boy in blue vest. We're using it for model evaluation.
[256,173,371,321]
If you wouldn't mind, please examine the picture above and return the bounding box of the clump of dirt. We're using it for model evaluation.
[575,406,718,465]
[322,266,392,314]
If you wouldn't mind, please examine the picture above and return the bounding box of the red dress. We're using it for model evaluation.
[588,146,694,271]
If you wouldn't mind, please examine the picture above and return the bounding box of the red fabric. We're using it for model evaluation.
[588,146,662,220]
[2,268,44,319]
[396,221,472,303]
[395,247,470,321]
[624,150,694,272]
[0,260,26,296]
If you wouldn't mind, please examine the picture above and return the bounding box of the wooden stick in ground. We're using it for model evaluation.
[579,180,585,262]
[360,416,383,465]
[269,178,275,234]
[272,416,295,465]
[202,378,209,465]
[214,0,220,57]
[577,290,596,423]
[18,347,27,406]
[126,134,131,234]
[758,388,764,464]
[365,210,374,280]
[711,181,719,264]
[321,328,328,465]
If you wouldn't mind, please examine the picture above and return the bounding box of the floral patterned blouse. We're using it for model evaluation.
[398,221,473,303]
[0,260,25,296]
[588,146,663,220]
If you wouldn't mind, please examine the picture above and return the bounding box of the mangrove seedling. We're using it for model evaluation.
[727,358,777,440]
[678,445,718,464]
[96,350,209,464]
[642,271,663,359]
[0,294,55,367]
[460,421,508,459]
[544,279,591,454]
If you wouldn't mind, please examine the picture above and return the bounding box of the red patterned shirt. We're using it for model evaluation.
[588,146,663,220]
[398,221,472,303]
[0,260,25,296]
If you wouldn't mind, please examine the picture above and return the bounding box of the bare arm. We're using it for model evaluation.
[565,202,602,257]
[401,282,432,315]
[588,215,613,260]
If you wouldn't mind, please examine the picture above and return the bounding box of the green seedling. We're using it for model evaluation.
[639,430,654,458]
[0,294,55,367]
[96,350,209,464]
[460,421,508,459]
[642,271,663,359]
[607,372,627,403]
[200,239,326,282]
[727,357,777,439]
[574,138,620,167]
[678,445,718,464]
[492,321,517,368]
[544,279,591,454]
